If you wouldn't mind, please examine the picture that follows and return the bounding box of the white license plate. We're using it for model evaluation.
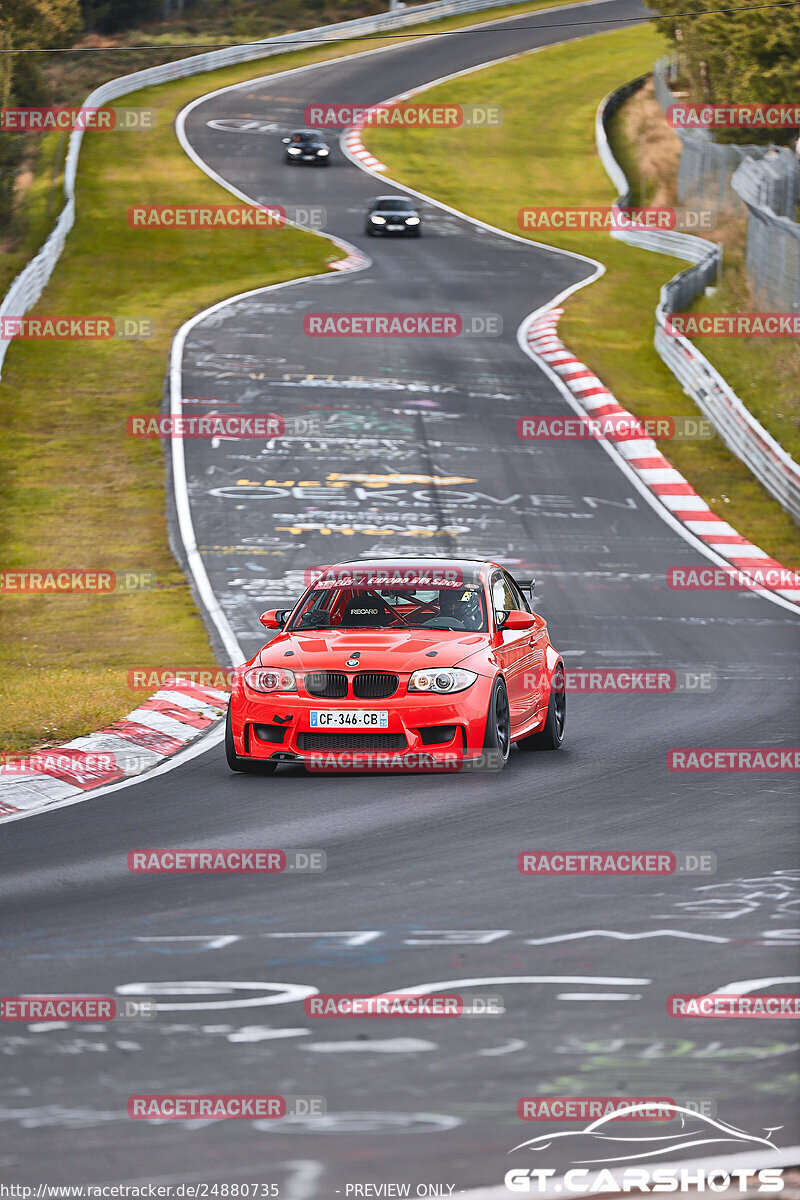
[387,224,403,231]
[310,710,389,729]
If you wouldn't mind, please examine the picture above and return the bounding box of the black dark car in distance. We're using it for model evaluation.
[365,195,422,236]
[282,129,330,165]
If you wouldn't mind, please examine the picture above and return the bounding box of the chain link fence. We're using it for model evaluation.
[597,80,800,526]
[731,156,800,312]
[654,54,800,315]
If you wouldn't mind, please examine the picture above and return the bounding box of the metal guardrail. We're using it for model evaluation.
[597,78,800,526]
[0,0,533,378]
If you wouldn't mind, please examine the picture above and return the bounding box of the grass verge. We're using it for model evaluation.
[0,0,588,756]
[364,24,800,568]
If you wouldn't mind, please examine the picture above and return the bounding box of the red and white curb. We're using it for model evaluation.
[328,245,370,271]
[524,307,800,605]
[0,678,228,817]
[342,125,387,173]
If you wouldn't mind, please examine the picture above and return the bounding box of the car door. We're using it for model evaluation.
[490,571,531,728]
[504,572,549,725]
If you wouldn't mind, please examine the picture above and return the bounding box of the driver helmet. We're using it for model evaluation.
[438,586,481,629]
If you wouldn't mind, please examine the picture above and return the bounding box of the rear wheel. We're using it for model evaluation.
[480,677,510,770]
[516,662,566,752]
[225,706,276,774]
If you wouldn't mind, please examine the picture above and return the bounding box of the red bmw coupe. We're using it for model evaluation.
[225,558,565,774]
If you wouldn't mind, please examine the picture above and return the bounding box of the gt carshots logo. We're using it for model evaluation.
[505,1106,786,1193]
[503,1168,785,1193]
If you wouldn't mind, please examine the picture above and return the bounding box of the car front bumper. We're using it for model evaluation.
[230,681,493,770]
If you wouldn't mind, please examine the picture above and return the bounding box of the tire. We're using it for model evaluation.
[224,706,277,774]
[479,677,510,770]
[516,661,566,752]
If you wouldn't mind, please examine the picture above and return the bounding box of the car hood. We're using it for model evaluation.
[256,629,487,674]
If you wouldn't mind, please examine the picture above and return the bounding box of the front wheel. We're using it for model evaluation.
[516,662,566,751]
[480,677,510,770]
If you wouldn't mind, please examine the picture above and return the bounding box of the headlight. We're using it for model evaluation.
[316,147,329,155]
[404,216,420,225]
[370,214,386,224]
[288,146,302,154]
[408,668,477,694]
[244,667,297,693]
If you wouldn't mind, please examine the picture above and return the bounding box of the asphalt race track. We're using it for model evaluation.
[1,1,799,1190]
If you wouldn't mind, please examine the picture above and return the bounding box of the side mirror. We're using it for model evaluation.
[260,609,287,628]
[281,137,290,144]
[500,609,537,631]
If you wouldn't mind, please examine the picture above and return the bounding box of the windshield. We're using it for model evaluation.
[288,585,488,632]
[375,199,413,211]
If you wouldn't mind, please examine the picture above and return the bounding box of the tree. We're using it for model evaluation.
[0,0,81,226]
[645,0,800,142]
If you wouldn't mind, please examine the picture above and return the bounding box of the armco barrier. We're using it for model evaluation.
[0,0,538,379]
[596,78,800,526]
